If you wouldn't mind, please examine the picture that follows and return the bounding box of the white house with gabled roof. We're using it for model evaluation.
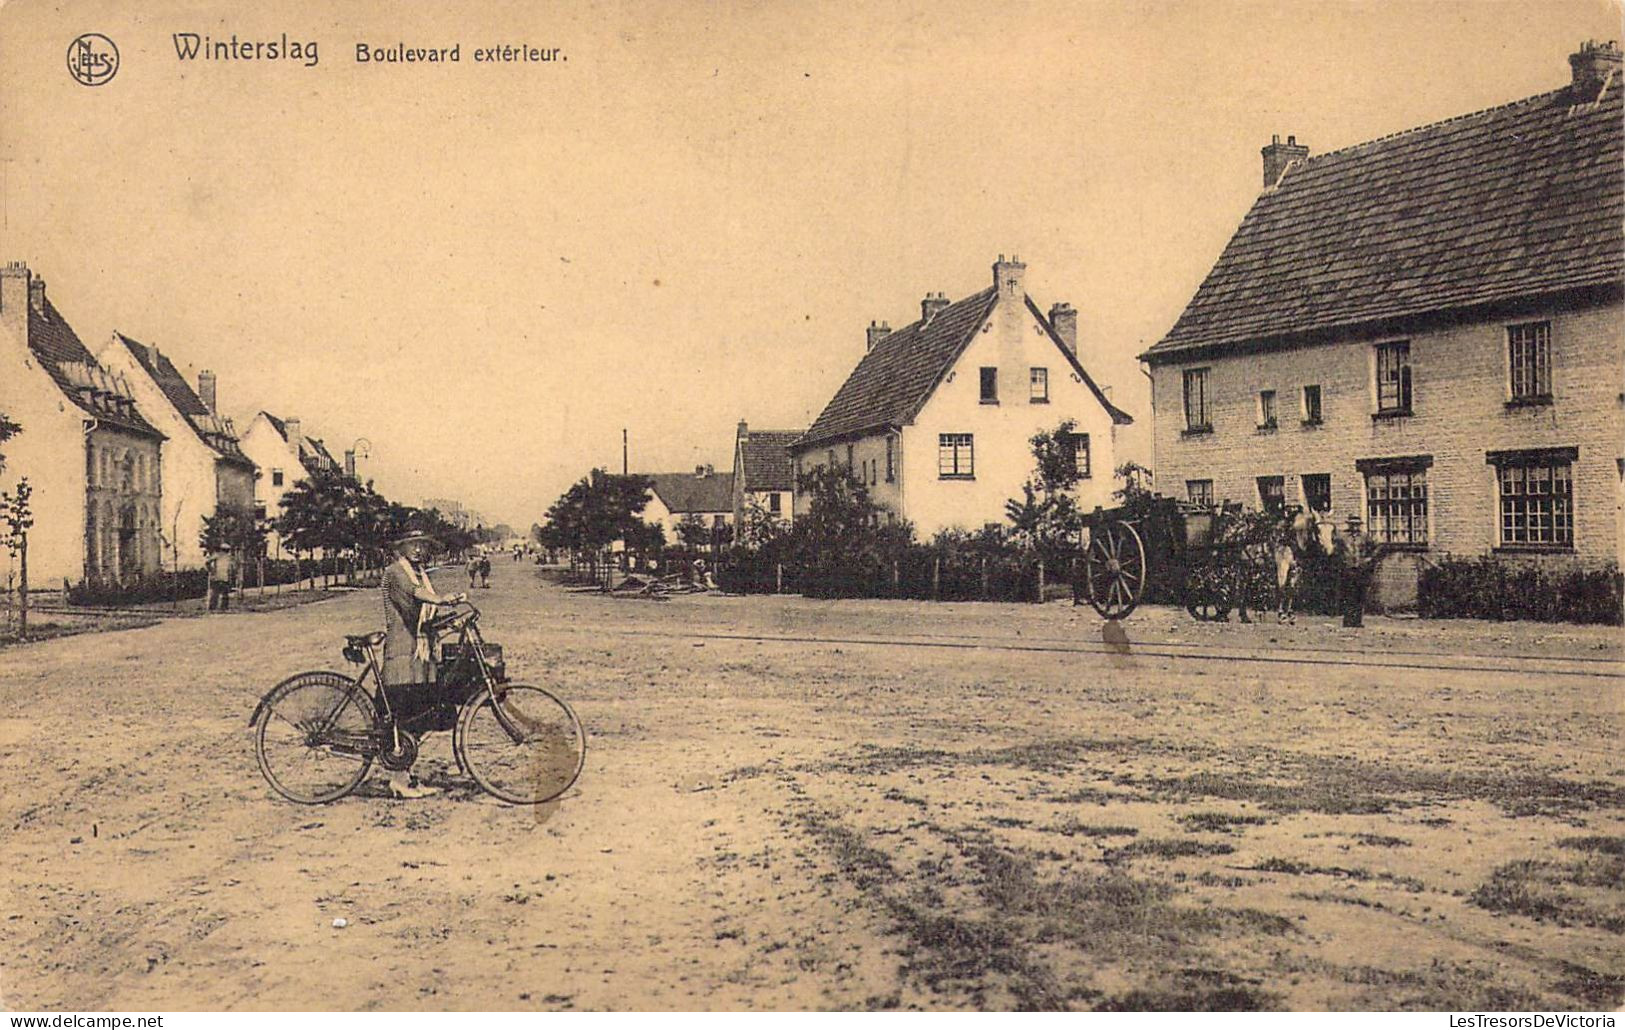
[791,256,1133,538]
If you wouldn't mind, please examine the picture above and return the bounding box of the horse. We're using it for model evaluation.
[1271,506,1330,623]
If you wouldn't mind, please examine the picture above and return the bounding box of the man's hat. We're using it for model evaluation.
[390,529,436,549]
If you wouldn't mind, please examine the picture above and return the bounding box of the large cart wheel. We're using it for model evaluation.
[456,684,585,805]
[254,671,378,804]
[1083,521,1146,620]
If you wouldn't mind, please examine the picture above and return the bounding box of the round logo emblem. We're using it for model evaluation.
[67,34,119,86]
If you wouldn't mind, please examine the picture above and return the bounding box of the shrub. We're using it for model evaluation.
[1419,555,1622,625]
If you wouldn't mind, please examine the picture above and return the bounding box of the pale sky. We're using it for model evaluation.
[2,0,1618,528]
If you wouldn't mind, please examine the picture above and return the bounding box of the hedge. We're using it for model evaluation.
[1418,555,1623,625]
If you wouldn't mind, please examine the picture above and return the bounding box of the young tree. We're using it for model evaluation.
[0,411,19,474]
[1005,419,1088,556]
[2,479,34,638]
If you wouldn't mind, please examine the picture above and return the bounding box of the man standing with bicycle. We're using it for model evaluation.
[381,529,466,798]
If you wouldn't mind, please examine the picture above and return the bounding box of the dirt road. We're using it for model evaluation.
[2,562,1621,1010]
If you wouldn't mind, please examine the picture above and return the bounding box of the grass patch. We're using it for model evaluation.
[1094,968,1280,1011]
[1250,858,1424,892]
[1104,838,1235,864]
[1353,833,1410,848]
[1557,835,1624,856]
[1178,811,1269,833]
[1047,817,1138,839]
[1551,961,1625,1008]
[1469,857,1625,933]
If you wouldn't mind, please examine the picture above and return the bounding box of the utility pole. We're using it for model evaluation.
[622,428,628,476]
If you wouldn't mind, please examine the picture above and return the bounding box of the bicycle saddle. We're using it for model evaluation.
[345,631,385,647]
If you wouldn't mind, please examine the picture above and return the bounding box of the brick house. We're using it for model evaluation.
[791,257,1132,538]
[98,334,257,571]
[731,421,802,537]
[0,263,166,588]
[1141,42,1625,605]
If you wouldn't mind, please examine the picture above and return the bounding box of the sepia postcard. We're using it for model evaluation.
[0,0,1621,1019]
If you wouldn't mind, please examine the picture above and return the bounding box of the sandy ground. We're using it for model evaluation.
[1,560,1621,1011]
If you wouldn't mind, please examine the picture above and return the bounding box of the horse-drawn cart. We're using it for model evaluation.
[1080,499,1291,622]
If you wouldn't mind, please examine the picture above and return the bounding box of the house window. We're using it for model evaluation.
[885,436,895,482]
[827,449,835,468]
[980,367,998,404]
[1257,475,1286,513]
[1182,368,1211,431]
[1302,384,1322,425]
[769,492,782,515]
[1301,473,1332,514]
[938,433,974,479]
[1489,448,1575,549]
[1067,432,1091,479]
[1375,341,1412,414]
[1507,321,1552,402]
[846,443,854,470]
[1030,368,1049,403]
[1359,458,1430,546]
[1258,390,1278,429]
[272,468,284,487]
[1186,480,1214,506]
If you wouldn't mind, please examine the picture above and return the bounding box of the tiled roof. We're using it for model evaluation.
[798,288,997,449]
[27,299,162,439]
[1145,81,1624,360]
[117,334,254,469]
[737,430,802,492]
[260,411,342,474]
[648,471,735,514]
[797,286,1131,450]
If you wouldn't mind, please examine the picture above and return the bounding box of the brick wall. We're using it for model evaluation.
[1149,297,1624,603]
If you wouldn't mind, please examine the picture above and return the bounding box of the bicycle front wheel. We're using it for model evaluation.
[456,684,584,805]
[255,671,377,804]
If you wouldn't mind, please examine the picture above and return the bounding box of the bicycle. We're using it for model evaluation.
[249,600,585,805]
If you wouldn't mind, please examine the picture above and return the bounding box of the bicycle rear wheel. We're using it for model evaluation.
[255,671,378,804]
[456,684,584,805]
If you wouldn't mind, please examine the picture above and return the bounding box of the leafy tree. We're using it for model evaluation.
[788,464,914,595]
[736,496,789,549]
[200,503,268,586]
[536,470,655,572]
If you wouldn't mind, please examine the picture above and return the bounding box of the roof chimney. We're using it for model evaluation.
[27,277,45,316]
[737,419,748,440]
[920,291,950,324]
[1261,134,1310,188]
[993,254,1026,301]
[1569,40,1621,101]
[0,262,30,340]
[285,418,302,450]
[1048,302,1077,357]
[197,370,217,413]
[866,320,892,351]
[344,449,357,478]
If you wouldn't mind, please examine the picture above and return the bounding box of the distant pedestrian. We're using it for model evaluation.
[468,559,479,590]
[478,556,492,588]
[207,548,233,612]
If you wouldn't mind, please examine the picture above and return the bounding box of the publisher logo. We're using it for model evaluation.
[67,33,119,86]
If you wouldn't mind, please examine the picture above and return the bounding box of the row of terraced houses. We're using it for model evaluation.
[0,263,361,589]
[717,41,1620,603]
